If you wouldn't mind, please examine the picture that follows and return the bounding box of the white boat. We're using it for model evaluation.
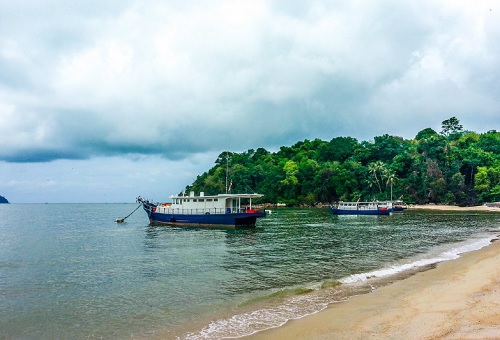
[137,192,266,228]
[330,201,393,215]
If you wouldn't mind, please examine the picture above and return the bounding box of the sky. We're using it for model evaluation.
[1,0,499,203]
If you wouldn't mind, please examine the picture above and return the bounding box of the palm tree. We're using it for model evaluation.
[368,161,385,193]
[384,170,397,201]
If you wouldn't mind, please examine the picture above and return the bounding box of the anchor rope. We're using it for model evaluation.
[116,203,142,222]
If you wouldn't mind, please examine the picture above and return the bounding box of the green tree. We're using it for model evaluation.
[372,134,407,163]
[317,136,358,162]
[475,165,500,203]
[282,160,299,186]
[415,128,439,140]
[441,117,463,136]
[384,170,397,201]
[476,131,500,155]
[367,161,386,194]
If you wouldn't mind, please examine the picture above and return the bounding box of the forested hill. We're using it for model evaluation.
[0,195,9,204]
[185,117,500,206]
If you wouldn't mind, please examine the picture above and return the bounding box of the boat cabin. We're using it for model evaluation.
[154,192,263,215]
[336,201,393,211]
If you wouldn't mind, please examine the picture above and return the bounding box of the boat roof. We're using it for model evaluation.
[338,201,390,204]
[170,193,264,199]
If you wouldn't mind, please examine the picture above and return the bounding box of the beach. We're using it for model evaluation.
[409,204,500,212]
[245,232,500,339]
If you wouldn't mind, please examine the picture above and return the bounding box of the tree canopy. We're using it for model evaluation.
[185,118,500,206]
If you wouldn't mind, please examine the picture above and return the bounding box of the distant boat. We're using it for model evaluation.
[137,192,266,228]
[329,201,393,215]
[391,200,408,212]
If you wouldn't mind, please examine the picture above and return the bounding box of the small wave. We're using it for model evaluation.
[320,280,342,289]
[268,286,316,298]
[240,286,316,308]
[181,291,331,340]
[340,236,494,284]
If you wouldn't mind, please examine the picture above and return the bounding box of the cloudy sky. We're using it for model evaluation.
[1,0,499,203]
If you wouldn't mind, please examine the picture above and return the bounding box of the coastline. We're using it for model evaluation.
[245,237,500,340]
[409,203,500,212]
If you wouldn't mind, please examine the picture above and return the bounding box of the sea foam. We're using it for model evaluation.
[340,236,494,284]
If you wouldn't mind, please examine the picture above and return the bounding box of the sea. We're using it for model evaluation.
[1,203,499,339]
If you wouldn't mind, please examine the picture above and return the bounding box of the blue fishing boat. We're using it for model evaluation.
[330,201,393,215]
[137,192,266,228]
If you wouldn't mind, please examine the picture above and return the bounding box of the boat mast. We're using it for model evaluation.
[225,151,229,194]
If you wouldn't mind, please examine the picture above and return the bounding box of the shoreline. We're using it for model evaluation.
[409,203,500,212]
[245,237,500,340]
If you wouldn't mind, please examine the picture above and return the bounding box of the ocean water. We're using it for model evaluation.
[0,204,499,339]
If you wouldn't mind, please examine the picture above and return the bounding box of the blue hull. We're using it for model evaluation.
[330,207,392,215]
[143,205,265,228]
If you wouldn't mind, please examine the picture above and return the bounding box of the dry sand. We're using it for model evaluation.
[410,204,500,212]
[245,237,500,340]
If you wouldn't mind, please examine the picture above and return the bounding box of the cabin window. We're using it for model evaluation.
[206,199,212,202]
[199,199,205,202]
[213,199,218,202]
[193,199,198,202]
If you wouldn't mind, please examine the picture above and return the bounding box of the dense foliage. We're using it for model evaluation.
[185,118,500,206]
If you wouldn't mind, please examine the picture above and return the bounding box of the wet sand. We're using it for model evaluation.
[245,237,500,340]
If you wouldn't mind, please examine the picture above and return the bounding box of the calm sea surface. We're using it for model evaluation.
[1,204,499,339]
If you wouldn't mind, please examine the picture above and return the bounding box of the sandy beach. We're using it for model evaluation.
[409,204,500,212]
[246,233,500,339]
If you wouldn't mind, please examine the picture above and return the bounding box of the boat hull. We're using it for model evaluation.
[143,206,266,228]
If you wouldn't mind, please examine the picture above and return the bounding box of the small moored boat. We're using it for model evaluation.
[391,200,408,212]
[137,192,266,228]
[329,201,393,215]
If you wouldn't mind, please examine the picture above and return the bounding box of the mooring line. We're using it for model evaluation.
[115,203,142,223]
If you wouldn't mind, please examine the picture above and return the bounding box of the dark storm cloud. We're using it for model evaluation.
[2,0,499,164]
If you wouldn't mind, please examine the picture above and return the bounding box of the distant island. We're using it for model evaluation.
[0,195,10,204]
